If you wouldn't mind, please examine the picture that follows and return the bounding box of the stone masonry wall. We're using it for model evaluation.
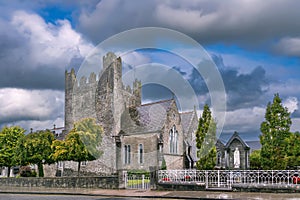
[0,176,118,189]
[63,52,142,175]
[162,100,184,169]
[121,133,159,171]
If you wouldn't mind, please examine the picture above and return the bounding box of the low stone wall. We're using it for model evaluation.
[232,183,300,193]
[157,182,206,191]
[0,176,119,189]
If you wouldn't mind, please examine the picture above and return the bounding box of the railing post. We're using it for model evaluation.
[217,170,220,187]
[258,170,259,184]
[271,170,274,185]
[205,171,208,189]
[142,174,145,189]
[229,171,233,188]
[124,172,127,189]
[287,171,290,185]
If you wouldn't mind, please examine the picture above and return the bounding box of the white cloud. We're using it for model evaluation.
[223,106,265,133]
[0,88,64,127]
[283,97,298,114]
[275,37,300,57]
[291,118,300,133]
[11,10,94,69]
[121,51,151,67]
[268,80,300,97]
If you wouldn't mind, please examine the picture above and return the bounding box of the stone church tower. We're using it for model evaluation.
[64,52,141,174]
[95,52,141,136]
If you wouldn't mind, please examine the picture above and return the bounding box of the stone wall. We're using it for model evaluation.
[157,182,205,191]
[0,176,118,188]
[121,133,159,171]
[64,53,142,175]
[162,100,184,169]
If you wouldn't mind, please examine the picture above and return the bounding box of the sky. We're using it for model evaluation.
[0,0,299,142]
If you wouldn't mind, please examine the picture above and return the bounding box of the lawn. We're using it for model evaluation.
[127,179,150,187]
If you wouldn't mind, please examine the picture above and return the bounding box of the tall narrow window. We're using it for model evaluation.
[139,144,143,164]
[175,130,178,154]
[124,145,127,164]
[124,145,131,164]
[169,126,178,154]
[169,128,173,153]
[81,161,87,166]
[128,145,131,164]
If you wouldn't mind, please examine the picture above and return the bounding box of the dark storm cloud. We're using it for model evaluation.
[142,84,173,103]
[0,22,65,90]
[76,0,300,57]
[142,67,187,102]
[222,66,269,110]
[0,65,64,90]
[186,54,269,110]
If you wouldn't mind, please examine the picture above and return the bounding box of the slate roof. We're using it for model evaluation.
[180,111,195,136]
[245,141,261,152]
[225,131,250,149]
[121,99,173,134]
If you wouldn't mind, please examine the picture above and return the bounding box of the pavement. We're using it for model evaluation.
[1,187,300,200]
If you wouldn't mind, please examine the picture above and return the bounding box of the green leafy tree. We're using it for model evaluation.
[286,132,300,169]
[51,140,68,162]
[196,104,217,170]
[0,126,25,177]
[260,94,292,169]
[63,118,103,176]
[249,150,262,169]
[16,130,55,177]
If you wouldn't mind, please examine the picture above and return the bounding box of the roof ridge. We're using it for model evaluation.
[140,98,173,107]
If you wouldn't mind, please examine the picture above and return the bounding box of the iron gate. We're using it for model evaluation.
[124,172,150,190]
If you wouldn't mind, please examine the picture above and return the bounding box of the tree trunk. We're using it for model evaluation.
[7,166,11,177]
[77,161,81,177]
[38,163,44,177]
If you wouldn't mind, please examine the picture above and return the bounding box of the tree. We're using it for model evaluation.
[249,150,262,170]
[260,94,292,169]
[61,118,103,176]
[196,104,217,170]
[0,126,25,177]
[16,130,55,177]
[51,140,68,162]
[286,132,300,169]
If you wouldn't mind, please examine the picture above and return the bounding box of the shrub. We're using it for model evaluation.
[19,166,37,177]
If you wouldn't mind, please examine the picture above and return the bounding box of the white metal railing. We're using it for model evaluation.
[125,174,150,190]
[158,170,300,189]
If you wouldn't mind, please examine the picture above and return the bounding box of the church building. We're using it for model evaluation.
[56,52,198,175]
[44,52,257,177]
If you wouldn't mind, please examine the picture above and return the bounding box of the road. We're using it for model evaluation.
[0,194,180,200]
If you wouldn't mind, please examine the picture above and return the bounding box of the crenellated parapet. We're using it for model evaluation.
[103,52,118,70]
[65,52,143,134]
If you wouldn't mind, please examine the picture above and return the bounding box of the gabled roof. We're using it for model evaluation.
[225,131,250,149]
[216,139,225,148]
[246,141,261,151]
[180,111,195,136]
[121,99,174,134]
